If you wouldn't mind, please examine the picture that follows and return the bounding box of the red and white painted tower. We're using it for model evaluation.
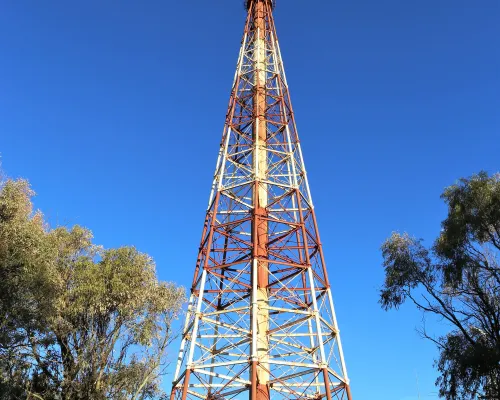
[171,1,352,399]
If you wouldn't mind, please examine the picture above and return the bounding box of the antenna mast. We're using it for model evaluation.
[170,2,353,399]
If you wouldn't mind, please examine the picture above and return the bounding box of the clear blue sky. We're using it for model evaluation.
[1,0,499,398]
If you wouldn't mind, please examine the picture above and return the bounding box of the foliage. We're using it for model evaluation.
[380,172,500,399]
[0,178,185,399]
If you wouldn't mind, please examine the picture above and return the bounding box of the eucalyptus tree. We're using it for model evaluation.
[380,172,500,399]
[0,178,185,399]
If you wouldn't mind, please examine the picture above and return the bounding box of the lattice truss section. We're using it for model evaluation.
[171,1,351,400]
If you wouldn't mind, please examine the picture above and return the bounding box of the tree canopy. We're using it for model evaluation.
[380,172,500,399]
[0,178,185,399]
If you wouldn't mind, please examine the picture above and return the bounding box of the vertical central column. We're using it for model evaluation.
[252,1,270,400]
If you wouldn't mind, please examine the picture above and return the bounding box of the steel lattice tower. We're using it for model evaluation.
[171,1,352,399]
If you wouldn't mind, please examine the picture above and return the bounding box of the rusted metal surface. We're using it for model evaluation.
[171,1,352,399]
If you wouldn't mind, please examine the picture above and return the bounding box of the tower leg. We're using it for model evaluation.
[323,368,333,400]
[346,383,353,400]
[252,1,269,399]
[181,370,191,400]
